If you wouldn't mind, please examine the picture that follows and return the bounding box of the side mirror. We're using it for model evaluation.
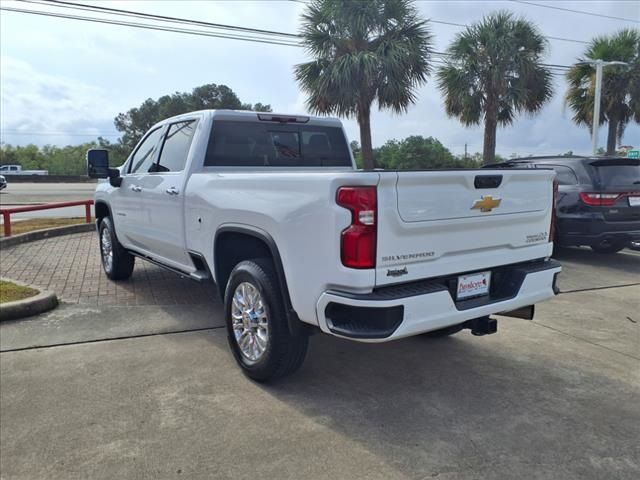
[87,149,122,187]
[87,149,110,178]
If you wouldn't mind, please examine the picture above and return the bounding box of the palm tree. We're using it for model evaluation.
[436,11,553,165]
[566,29,640,155]
[295,0,432,170]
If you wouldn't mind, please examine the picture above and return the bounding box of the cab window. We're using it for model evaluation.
[129,127,164,174]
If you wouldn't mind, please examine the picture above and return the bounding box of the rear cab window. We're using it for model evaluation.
[204,121,351,167]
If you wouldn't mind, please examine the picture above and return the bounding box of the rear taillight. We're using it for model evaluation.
[579,192,621,206]
[336,186,377,269]
[550,180,558,243]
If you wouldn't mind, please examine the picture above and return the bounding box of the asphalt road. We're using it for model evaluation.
[0,242,639,480]
[0,182,96,204]
[0,182,96,221]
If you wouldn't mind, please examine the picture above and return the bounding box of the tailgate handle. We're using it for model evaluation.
[474,175,502,189]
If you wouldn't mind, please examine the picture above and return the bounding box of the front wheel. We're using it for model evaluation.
[99,217,135,280]
[224,259,308,382]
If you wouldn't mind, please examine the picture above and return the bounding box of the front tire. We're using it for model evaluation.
[99,217,135,280]
[224,259,308,382]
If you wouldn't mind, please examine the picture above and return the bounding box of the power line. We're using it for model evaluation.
[286,0,590,44]
[3,3,575,70]
[0,5,457,60]
[32,0,300,38]
[28,0,591,46]
[0,6,303,47]
[511,0,640,24]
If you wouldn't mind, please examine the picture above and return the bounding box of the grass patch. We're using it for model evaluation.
[0,217,92,237]
[0,280,39,304]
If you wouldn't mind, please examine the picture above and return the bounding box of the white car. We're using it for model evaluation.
[0,175,6,190]
[88,110,561,381]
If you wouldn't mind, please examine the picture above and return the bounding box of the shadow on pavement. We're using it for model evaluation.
[553,246,640,274]
[245,330,639,479]
[552,247,640,291]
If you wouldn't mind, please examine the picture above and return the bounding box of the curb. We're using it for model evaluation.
[0,223,95,248]
[0,278,58,322]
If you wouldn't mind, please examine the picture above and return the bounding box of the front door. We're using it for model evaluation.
[137,120,198,270]
[111,126,166,250]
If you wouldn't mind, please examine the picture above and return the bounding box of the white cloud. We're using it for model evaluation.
[0,56,121,144]
[0,0,638,154]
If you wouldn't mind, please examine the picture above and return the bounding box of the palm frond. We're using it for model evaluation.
[295,0,433,118]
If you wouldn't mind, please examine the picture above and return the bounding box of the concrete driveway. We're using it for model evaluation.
[1,236,639,480]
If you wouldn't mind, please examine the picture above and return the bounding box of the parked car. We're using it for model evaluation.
[487,156,640,253]
[0,174,6,190]
[88,110,561,381]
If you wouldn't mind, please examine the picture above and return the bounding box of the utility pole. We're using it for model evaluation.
[584,59,628,155]
[464,143,468,161]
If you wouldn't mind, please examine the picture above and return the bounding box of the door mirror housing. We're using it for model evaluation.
[87,149,110,178]
[87,149,122,187]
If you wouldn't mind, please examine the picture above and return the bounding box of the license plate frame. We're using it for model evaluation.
[457,271,491,300]
[628,196,640,207]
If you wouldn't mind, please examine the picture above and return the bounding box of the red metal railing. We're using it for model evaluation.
[0,200,94,237]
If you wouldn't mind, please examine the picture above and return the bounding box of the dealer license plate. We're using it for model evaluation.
[628,196,640,207]
[457,271,491,300]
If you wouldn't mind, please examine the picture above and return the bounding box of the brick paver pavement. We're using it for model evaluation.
[0,232,214,306]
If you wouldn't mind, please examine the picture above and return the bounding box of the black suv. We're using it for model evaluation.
[488,156,640,254]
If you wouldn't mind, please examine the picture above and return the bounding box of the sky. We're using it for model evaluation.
[1,0,639,157]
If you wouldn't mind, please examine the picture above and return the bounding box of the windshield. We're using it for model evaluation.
[589,160,640,187]
[204,121,352,167]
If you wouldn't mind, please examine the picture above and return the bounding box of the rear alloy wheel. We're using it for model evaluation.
[99,217,135,280]
[231,282,270,364]
[224,259,308,382]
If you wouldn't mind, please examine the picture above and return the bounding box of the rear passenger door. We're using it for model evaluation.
[136,120,198,270]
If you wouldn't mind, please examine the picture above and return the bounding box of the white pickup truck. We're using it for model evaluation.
[88,110,561,381]
[0,165,48,175]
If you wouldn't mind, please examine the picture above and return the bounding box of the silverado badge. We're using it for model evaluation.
[471,195,501,212]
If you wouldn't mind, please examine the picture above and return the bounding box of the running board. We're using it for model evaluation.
[127,251,211,282]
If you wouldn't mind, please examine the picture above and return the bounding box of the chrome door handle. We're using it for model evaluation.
[130,185,142,192]
[165,187,179,196]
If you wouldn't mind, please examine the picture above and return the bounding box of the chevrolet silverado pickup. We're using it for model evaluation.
[88,110,561,381]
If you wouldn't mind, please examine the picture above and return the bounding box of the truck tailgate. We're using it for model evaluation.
[376,169,555,287]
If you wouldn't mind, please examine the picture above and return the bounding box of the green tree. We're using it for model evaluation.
[436,11,553,165]
[566,29,640,155]
[295,0,433,170]
[375,135,473,169]
[114,83,271,150]
[0,141,125,175]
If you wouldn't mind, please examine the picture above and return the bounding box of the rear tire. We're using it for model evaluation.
[99,217,135,280]
[590,243,625,254]
[224,259,308,382]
